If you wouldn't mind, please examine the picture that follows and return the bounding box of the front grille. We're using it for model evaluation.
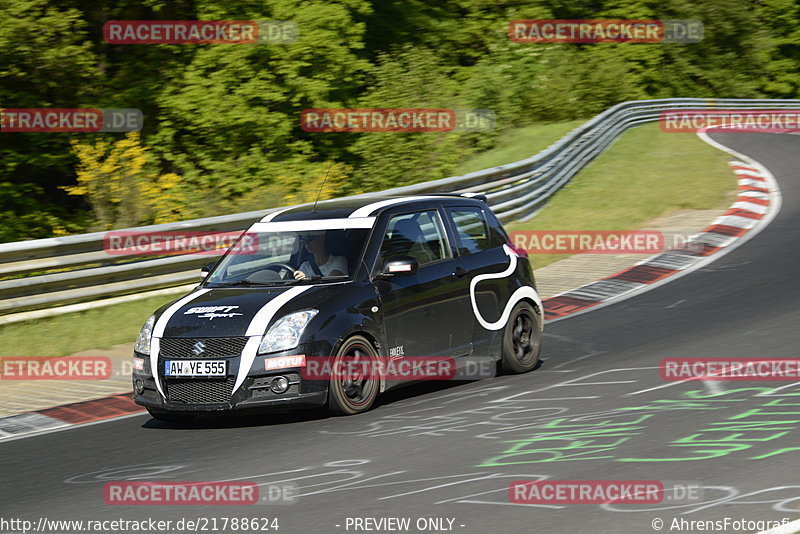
[166,377,235,404]
[160,337,248,359]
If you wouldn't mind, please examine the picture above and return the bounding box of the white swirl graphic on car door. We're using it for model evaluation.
[469,244,542,331]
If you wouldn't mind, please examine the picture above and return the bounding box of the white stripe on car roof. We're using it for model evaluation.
[260,206,296,222]
[248,218,376,232]
[348,196,444,218]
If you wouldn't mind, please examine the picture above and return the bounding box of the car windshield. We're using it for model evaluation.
[204,228,370,287]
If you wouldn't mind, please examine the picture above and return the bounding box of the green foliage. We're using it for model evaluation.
[0,0,99,240]
[63,133,186,229]
[348,46,488,191]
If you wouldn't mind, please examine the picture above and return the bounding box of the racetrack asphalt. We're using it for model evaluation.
[1,131,798,534]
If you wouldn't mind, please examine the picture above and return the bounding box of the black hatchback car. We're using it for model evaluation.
[132,194,543,419]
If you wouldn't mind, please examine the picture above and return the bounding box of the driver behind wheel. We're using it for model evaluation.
[294,232,347,280]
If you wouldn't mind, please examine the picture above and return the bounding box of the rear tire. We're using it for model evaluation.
[327,335,380,415]
[500,302,541,374]
[147,408,195,423]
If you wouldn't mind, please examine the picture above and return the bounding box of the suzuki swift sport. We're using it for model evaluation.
[132,194,543,420]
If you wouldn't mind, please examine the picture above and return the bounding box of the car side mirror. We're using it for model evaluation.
[200,261,216,278]
[381,256,419,276]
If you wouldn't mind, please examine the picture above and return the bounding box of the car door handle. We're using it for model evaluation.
[452,267,470,278]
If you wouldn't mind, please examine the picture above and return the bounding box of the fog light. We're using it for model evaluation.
[270,376,290,394]
[134,378,145,395]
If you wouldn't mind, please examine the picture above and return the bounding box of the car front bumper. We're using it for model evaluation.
[132,339,336,413]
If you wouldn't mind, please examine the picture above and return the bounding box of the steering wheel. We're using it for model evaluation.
[263,262,297,276]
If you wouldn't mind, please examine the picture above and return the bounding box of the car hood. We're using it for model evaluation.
[154,285,343,338]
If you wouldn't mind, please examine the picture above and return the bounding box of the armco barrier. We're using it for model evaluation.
[1,98,798,315]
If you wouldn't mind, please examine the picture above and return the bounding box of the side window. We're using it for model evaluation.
[380,210,450,266]
[447,207,493,254]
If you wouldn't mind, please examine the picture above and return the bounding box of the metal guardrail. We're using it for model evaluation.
[1,97,798,315]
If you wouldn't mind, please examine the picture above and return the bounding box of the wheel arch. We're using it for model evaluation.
[518,296,544,330]
[332,329,386,393]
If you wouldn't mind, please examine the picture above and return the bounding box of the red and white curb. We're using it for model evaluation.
[0,133,783,442]
[542,130,781,323]
[0,394,143,442]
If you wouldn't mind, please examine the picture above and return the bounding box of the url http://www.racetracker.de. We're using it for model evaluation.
[0,516,281,533]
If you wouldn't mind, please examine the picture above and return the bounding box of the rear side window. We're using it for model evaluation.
[380,210,450,266]
[447,207,492,254]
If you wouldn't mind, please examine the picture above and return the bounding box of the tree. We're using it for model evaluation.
[63,132,185,229]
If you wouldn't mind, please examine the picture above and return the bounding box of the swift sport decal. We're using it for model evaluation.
[233,286,313,394]
[183,305,243,320]
[150,289,211,398]
[470,244,543,331]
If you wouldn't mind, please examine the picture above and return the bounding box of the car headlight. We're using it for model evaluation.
[258,310,318,354]
[135,315,155,355]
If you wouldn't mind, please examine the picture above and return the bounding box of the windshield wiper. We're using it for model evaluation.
[212,280,290,287]
[212,275,347,287]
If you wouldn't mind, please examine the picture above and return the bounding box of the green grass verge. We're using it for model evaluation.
[0,294,177,357]
[0,121,736,357]
[454,120,586,175]
[506,122,736,269]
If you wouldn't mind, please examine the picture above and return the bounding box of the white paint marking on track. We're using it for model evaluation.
[703,380,724,395]
[489,367,660,402]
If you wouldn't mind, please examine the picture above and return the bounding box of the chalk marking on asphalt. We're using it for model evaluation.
[703,380,724,395]
[665,299,686,309]
[490,367,659,402]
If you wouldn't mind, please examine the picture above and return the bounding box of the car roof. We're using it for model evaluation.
[263,194,487,223]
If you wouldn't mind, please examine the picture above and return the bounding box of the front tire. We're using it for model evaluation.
[327,335,380,415]
[500,302,542,374]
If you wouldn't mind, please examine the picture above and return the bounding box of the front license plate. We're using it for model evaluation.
[164,360,226,377]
